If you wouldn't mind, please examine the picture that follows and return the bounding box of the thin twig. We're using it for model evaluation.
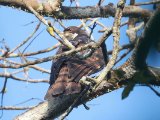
[88,18,107,30]
[115,48,133,65]
[0,40,134,69]
[0,42,96,68]
[0,77,8,119]
[14,98,43,106]
[148,85,160,97]
[22,29,44,54]
[89,22,97,39]
[29,65,50,74]
[80,19,95,40]
[0,106,34,110]
[98,21,128,33]
[8,23,41,56]
[4,58,50,74]
[126,22,144,43]
[0,73,49,83]
[8,43,61,58]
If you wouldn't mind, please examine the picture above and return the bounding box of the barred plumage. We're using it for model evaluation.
[45,26,107,100]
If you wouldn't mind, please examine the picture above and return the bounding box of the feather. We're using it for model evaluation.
[44,27,106,100]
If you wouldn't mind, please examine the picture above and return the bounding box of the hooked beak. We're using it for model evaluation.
[64,31,78,40]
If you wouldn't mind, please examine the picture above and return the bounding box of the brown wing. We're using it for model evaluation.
[44,35,106,100]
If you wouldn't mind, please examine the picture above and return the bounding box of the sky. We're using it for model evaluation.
[0,0,160,120]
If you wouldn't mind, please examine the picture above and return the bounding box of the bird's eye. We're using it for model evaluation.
[64,28,72,32]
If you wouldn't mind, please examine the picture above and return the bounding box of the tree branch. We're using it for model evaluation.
[133,8,160,69]
[14,65,160,120]
[0,0,152,19]
[7,43,60,58]
[0,73,49,83]
[135,0,160,6]
[94,0,126,86]
[0,106,34,110]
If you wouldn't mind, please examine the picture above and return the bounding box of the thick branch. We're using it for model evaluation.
[0,0,152,19]
[133,8,160,69]
[14,65,160,120]
[118,7,160,79]
[135,0,160,6]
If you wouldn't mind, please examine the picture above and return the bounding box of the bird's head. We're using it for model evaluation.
[63,26,86,40]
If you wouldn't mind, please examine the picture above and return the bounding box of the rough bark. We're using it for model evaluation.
[0,0,152,19]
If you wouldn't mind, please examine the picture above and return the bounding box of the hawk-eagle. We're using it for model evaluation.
[45,26,107,100]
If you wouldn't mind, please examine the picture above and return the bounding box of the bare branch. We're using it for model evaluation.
[126,22,144,43]
[115,48,133,65]
[0,42,98,69]
[8,43,60,58]
[29,65,50,74]
[0,73,49,83]
[0,1,152,19]
[8,22,41,56]
[135,0,160,6]
[0,106,34,110]
[94,0,126,86]
[107,43,133,54]
[148,85,160,97]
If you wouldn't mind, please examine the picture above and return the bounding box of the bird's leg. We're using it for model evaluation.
[80,76,94,86]
[80,76,113,92]
[80,76,98,92]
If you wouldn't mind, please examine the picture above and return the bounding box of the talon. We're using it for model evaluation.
[86,77,98,85]
[79,76,91,86]
[80,76,98,85]
[80,76,100,91]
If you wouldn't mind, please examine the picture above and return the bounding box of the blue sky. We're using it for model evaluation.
[0,0,160,120]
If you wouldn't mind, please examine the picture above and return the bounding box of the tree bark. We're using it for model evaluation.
[0,0,152,19]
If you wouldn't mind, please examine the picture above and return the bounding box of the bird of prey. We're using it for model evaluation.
[45,26,107,100]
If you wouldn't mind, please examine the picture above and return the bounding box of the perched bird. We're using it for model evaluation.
[44,26,107,100]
